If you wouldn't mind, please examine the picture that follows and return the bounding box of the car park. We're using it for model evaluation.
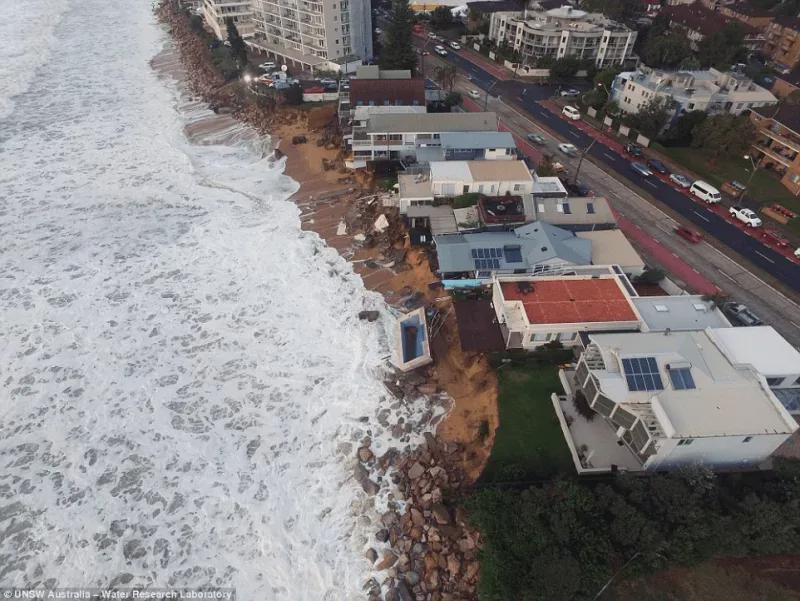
[558,143,578,157]
[722,302,763,327]
[729,206,763,227]
[560,88,580,98]
[670,173,692,188]
[468,90,481,99]
[624,143,643,157]
[449,41,461,50]
[689,180,721,204]
[647,159,669,174]
[561,105,580,120]
[630,162,653,177]
[674,226,703,243]
[527,133,546,145]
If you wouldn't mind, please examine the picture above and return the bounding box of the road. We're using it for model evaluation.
[412,38,800,345]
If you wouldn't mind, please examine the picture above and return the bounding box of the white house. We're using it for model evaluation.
[561,328,798,473]
[429,160,534,197]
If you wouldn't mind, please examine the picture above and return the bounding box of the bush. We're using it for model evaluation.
[453,192,482,208]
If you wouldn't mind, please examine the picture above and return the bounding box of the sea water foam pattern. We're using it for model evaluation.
[0,0,403,597]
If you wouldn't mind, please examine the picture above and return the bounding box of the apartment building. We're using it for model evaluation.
[248,0,372,71]
[750,104,800,196]
[664,3,764,51]
[202,0,255,40]
[764,16,800,73]
[612,67,777,118]
[562,328,798,472]
[347,112,499,168]
[488,5,638,68]
[717,2,774,30]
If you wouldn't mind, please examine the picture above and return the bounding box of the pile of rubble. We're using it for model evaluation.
[357,431,481,601]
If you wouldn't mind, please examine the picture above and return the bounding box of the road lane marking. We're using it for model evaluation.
[603,152,616,160]
[692,211,710,222]
[755,250,776,264]
[716,269,737,283]
[568,130,581,138]
[645,180,658,188]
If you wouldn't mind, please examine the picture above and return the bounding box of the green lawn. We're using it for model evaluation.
[480,365,573,482]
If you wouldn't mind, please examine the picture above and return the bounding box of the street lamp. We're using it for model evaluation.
[243,73,252,84]
[742,153,763,200]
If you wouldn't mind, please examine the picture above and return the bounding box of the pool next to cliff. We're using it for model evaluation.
[394,307,433,372]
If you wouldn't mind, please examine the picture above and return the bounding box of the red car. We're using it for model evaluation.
[675,226,703,243]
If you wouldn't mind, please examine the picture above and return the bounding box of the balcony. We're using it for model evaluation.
[753,143,795,169]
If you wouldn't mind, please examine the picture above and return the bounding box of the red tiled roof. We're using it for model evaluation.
[500,278,639,325]
[664,4,758,37]
[350,78,426,107]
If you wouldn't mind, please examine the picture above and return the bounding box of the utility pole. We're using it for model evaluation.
[573,138,597,185]
[484,79,499,111]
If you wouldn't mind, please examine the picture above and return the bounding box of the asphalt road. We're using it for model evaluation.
[415,39,800,295]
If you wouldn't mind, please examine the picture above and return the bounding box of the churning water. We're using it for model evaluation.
[0,0,413,597]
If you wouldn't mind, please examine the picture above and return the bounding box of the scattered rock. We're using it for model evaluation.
[365,548,378,563]
[431,503,450,525]
[376,529,390,543]
[376,551,398,570]
[407,462,425,480]
[358,310,380,322]
[403,571,420,587]
[357,446,374,463]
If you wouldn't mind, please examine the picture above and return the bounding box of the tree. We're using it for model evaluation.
[430,6,453,30]
[624,97,674,139]
[698,23,746,69]
[380,0,417,71]
[663,109,707,146]
[642,33,692,69]
[546,56,581,78]
[225,18,248,68]
[691,114,756,160]
[434,64,457,91]
[443,91,462,108]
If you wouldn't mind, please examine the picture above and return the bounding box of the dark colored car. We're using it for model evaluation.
[565,181,592,197]
[647,159,669,174]
[630,161,653,177]
[624,143,643,157]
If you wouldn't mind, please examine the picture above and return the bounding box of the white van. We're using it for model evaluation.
[689,180,721,204]
[562,105,580,120]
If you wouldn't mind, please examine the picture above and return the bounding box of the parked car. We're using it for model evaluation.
[428,31,438,38]
[674,226,703,243]
[689,180,721,204]
[560,88,580,98]
[729,206,763,227]
[669,173,692,188]
[647,159,669,174]
[722,302,763,327]
[449,41,461,50]
[561,105,581,120]
[565,181,592,196]
[434,45,448,56]
[318,78,336,86]
[468,90,481,99]
[722,180,747,198]
[630,162,653,177]
[259,61,276,71]
[558,143,579,157]
[624,143,643,157]
[527,133,546,145]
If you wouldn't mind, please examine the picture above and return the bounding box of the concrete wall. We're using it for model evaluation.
[646,432,790,471]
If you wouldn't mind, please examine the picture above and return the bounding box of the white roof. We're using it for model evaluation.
[353,105,426,121]
[632,295,731,331]
[577,229,644,271]
[430,161,472,182]
[590,330,797,438]
[710,326,800,377]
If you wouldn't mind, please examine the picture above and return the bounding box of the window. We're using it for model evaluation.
[513,184,521,191]
[668,367,696,390]
[688,103,694,109]
[557,332,576,342]
[586,202,595,214]
[743,436,753,443]
[766,377,784,387]
[532,332,549,342]
[677,438,694,446]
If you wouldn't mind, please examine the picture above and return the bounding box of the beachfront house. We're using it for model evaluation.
[558,328,799,473]
[430,160,533,197]
[434,222,592,285]
[346,113,499,168]
[530,196,617,231]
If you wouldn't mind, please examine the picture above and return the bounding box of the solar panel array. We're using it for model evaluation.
[471,248,504,259]
[474,258,500,270]
[668,367,696,390]
[622,357,664,392]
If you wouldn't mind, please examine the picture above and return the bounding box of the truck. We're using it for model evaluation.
[729,206,762,227]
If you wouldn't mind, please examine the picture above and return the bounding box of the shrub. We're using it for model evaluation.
[572,390,595,421]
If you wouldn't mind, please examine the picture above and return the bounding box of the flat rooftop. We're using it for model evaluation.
[366,112,498,134]
[632,295,730,331]
[398,173,433,199]
[500,277,639,325]
[478,195,525,224]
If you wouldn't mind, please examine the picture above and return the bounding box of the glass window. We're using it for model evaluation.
[677,438,694,446]
[668,367,696,390]
[766,377,784,387]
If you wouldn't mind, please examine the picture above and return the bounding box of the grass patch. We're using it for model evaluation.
[653,144,799,212]
[480,365,572,482]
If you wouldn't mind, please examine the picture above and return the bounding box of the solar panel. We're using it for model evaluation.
[668,367,696,390]
[471,249,478,258]
[622,357,664,392]
[505,246,523,263]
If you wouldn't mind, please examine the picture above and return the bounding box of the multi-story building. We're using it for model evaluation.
[764,16,800,73]
[347,112,499,167]
[717,2,774,30]
[664,3,764,51]
[749,105,800,196]
[248,0,372,71]
[562,328,798,472]
[202,0,255,40]
[488,5,638,68]
[612,67,777,119]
